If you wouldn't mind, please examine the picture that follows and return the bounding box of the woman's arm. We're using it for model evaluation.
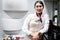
[22,14,32,35]
[39,14,49,34]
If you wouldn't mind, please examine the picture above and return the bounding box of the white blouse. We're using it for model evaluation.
[22,13,49,35]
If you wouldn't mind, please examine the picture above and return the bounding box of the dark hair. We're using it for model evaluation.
[34,1,44,8]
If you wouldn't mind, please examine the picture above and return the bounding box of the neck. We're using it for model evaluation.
[36,12,42,17]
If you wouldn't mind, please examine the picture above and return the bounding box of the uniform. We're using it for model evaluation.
[22,13,49,40]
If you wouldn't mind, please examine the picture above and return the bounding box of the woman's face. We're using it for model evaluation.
[34,3,43,14]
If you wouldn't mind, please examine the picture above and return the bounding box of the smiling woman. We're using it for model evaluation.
[22,1,49,40]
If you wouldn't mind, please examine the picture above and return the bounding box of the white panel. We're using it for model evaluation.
[2,19,21,31]
[2,0,28,11]
[54,10,58,15]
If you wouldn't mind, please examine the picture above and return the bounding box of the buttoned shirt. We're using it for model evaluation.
[22,13,49,35]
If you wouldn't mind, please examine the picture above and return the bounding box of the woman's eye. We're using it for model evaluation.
[39,6,41,7]
[36,6,38,7]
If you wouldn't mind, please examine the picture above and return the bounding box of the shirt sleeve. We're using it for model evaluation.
[22,14,32,35]
[39,14,49,33]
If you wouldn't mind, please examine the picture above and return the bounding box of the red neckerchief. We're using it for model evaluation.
[36,13,42,22]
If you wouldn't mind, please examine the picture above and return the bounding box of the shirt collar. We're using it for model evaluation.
[36,13,42,17]
[34,12,44,17]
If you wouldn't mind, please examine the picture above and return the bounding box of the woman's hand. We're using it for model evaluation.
[29,33,34,38]
[29,32,41,40]
[32,32,40,40]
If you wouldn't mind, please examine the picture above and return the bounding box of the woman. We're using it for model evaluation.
[22,1,49,40]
